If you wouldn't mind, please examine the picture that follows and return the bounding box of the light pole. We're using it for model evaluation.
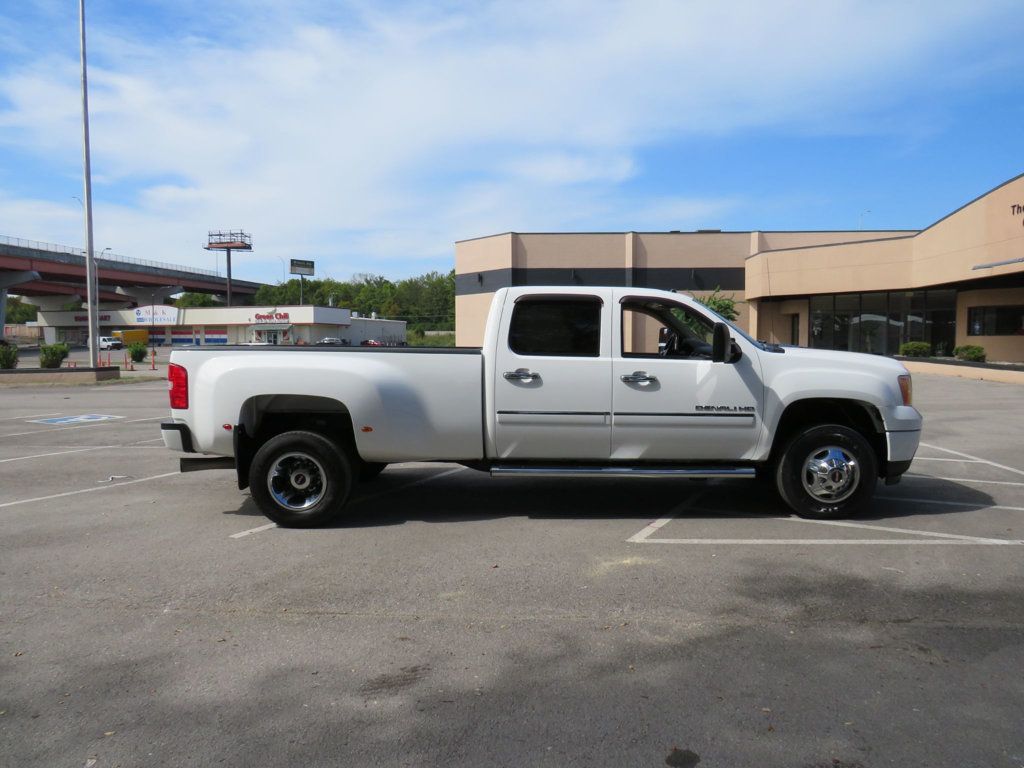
[858,209,871,230]
[274,255,286,284]
[78,0,99,368]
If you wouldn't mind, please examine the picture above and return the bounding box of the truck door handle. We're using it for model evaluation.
[620,371,657,385]
[503,368,541,382]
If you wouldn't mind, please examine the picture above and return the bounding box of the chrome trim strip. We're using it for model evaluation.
[497,410,609,416]
[613,412,755,418]
[490,466,756,479]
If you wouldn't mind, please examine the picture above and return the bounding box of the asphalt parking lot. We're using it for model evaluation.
[2,375,1023,767]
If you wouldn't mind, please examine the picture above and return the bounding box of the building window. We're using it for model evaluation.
[968,306,1024,336]
[508,297,601,356]
[808,289,958,356]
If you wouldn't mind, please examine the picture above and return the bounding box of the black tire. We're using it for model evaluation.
[248,430,352,528]
[775,424,878,519]
[359,462,388,482]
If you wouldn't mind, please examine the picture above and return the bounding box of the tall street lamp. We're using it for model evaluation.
[78,0,99,368]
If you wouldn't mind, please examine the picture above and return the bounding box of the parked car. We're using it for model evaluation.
[316,337,343,346]
[90,336,123,350]
[163,285,922,528]
[359,339,382,346]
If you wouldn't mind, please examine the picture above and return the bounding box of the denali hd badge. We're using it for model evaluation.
[696,405,756,412]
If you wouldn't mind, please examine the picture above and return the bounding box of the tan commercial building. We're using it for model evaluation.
[456,172,1024,362]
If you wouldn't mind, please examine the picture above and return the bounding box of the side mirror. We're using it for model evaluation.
[712,322,732,363]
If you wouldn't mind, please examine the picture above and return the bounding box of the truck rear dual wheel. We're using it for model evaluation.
[249,430,352,528]
[776,424,878,519]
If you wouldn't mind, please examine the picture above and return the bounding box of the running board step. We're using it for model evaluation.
[490,466,755,479]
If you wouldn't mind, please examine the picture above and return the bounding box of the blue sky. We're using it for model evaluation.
[0,0,1022,285]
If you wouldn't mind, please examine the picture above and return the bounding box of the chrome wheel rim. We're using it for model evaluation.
[801,446,859,503]
[267,452,327,512]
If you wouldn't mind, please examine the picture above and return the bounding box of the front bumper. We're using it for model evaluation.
[161,421,195,453]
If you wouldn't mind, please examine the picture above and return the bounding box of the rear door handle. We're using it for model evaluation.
[503,368,541,382]
[620,371,657,385]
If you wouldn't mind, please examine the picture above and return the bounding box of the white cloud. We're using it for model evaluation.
[0,0,1019,281]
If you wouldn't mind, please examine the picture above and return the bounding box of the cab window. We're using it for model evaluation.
[621,299,713,358]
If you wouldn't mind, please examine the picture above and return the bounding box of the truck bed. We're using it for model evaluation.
[168,345,485,462]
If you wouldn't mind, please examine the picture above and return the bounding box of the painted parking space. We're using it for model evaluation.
[626,441,1024,547]
[27,413,124,425]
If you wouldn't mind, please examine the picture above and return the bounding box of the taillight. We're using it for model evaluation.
[897,374,912,406]
[168,363,188,410]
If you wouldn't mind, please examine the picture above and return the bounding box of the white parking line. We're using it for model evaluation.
[0,471,180,509]
[229,466,469,539]
[0,412,60,422]
[638,538,1022,545]
[912,457,984,463]
[0,416,164,438]
[906,474,1024,488]
[0,445,116,464]
[776,515,1024,545]
[920,442,1024,478]
[230,522,277,539]
[876,495,1024,511]
[627,517,676,543]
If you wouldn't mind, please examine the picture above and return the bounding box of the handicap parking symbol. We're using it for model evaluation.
[29,414,125,425]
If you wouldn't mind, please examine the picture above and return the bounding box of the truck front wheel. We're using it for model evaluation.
[776,424,878,519]
[249,430,352,527]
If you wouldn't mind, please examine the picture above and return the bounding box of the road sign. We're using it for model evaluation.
[290,259,315,276]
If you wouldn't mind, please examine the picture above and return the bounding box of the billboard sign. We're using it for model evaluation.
[290,259,315,276]
[134,305,180,325]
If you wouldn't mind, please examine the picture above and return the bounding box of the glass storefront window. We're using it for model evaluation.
[810,295,833,349]
[860,292,888,355]
[805,289,960,357]
[888,292,909,353]
[833,294,859,352]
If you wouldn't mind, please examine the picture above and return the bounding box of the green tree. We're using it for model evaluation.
[174,292,217,308]
[4,297,37,323]
[694,287,740,322]
[251,269,454,331]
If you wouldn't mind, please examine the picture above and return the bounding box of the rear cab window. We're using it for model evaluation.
[508,297,602,357]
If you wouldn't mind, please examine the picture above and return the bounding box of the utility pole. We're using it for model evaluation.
[79,0,99,367]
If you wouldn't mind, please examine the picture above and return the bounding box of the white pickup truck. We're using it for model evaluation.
[162,286,921,527]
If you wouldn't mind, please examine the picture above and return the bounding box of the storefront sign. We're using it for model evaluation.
[134,305,180,325]
[254,312,291,322]
[1012,203,1024,226]
[74,314,111,322]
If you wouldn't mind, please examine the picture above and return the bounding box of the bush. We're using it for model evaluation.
[38,342,69,369]
[694,286,740,322]
[0,343,18,369]
[899,341,931,357]
[128,341,149,363]
[953,345,986,363]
